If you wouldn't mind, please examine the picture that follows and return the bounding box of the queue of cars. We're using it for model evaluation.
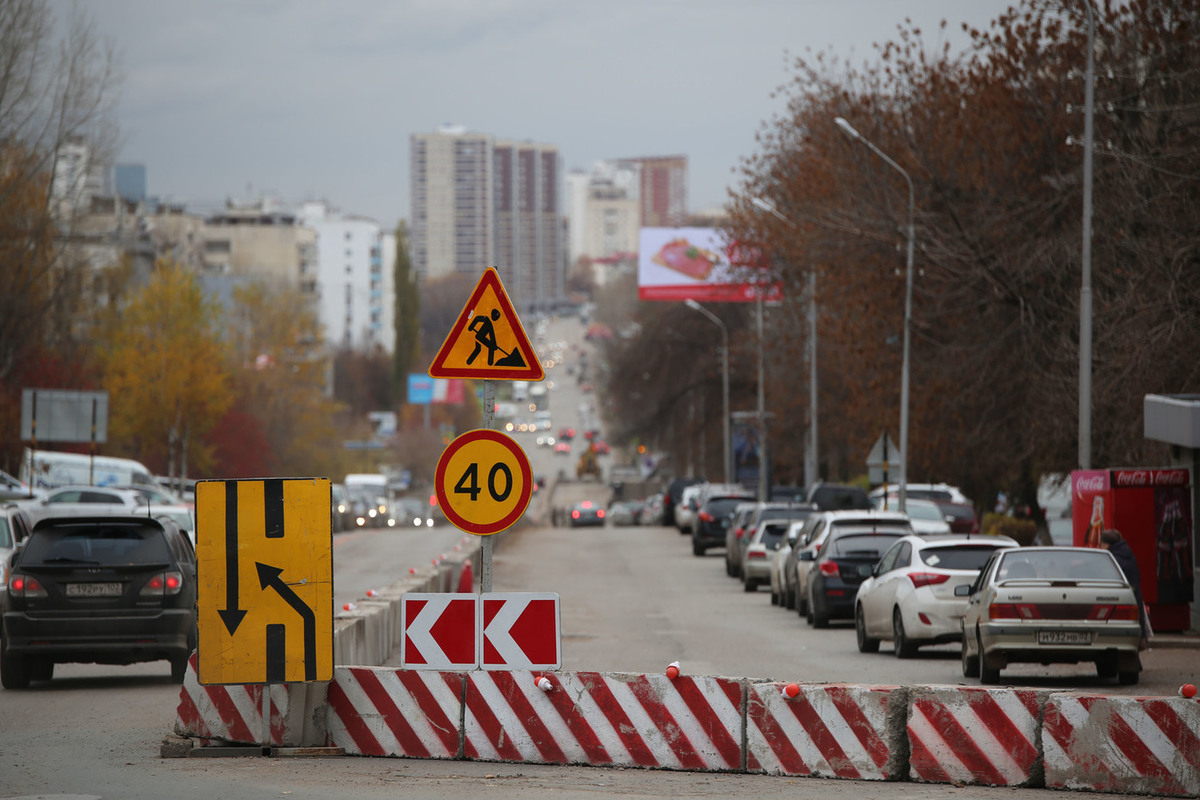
[660,479,1145,686]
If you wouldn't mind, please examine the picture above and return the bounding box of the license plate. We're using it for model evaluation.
[66,582,122,598]
[1037,630,1092,645]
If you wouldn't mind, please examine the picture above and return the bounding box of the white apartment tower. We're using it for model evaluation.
[410,125,562,312]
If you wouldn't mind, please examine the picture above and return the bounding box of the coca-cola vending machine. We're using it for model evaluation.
[1071,468,1194,631]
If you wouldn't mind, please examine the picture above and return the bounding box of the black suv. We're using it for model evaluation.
[692,488,755,556]
[806,482,872,511]
[1,514,198,688]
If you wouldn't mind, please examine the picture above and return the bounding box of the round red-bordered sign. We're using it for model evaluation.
[435,429,533,535]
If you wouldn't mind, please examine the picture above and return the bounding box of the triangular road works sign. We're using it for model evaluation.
[428,267,544,381]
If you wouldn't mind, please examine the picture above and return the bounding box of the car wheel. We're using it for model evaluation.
[978,632,1001,684]
[961,634,980,678]
[1118,669,1139,686]
[0,639,31,690]
[856,605,880,653]
[1096,655,1118,679]
[692,540,705,557]
[769,584,780,605]
[796,590,808,618]
[743,577,757,592]
[893,608,918,659]
[30,657,54,683]
[784,586,795,610]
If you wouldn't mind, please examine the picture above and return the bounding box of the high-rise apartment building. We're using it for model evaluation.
[618,155,688,228]
[410,125,562,312]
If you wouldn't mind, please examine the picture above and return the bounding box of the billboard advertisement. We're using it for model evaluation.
[407,375,465,405]
[638,227,779,303]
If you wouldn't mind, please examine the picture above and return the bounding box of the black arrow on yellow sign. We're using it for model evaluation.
[218,480,247,634]
[257,562,317,682]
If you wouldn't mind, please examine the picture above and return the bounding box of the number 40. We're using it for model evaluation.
[454,462,513,502]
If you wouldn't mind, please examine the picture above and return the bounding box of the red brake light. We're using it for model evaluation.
[988,602,1040,620]
[141,571,184,597]
[698,511,714,523]
[1089,604,1138,621]
[597,509,605,519]
[747,551,766,560]
[818,561,840,576]
[907,572,951,589]
[10,575,48,598]
[735,527,745,540]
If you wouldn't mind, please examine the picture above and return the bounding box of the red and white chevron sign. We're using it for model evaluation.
[401,592,560,670]
[401,593,478,669]
[481,592,560,670]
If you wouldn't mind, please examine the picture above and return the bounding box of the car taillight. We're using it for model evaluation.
[818,561,840,576]
[698,511,714,523]
[10,574,48,599]
[597,509,605,519]
[747,551,766,560]
[1088,604,1139,621]
[988,602,1040,620]
[907,572,951,589]
[735,527,745,540]
[572,510,581,519]
[141,571,184,597]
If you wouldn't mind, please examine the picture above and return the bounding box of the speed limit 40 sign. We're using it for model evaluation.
[435,429,533,535]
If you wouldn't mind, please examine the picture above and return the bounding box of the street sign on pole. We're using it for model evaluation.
[435,429,533,536]
[866,432,901,489]
[428,268,544,381]
[195,478,333,685]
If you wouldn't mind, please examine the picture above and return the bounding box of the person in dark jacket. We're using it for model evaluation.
[1100,528,1150,649]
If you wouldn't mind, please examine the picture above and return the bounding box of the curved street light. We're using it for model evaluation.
[685,299,730,485]
[834,116,914,513]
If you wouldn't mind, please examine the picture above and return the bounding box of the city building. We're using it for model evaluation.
[410,124,562,313]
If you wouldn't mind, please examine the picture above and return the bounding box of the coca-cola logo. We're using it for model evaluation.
[1074,475,1106,493]
[1112,469,1189,488]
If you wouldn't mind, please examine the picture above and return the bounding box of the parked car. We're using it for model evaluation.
[1,504,35,589]
[673,483,706,535]
[607,500,643,526]
[17,485,147,523]
[725,502,811,578]
[569,500,605,528]
[899,498,953,535]
[723,503,761,575]
[691,487,755,556]
[331,483,352,532]
[770,520,808,607]
[869,482,970,509]
[787,510,917,616]
[1,514,198,688]
[937,501,979,535]
[662,477,705,528]
[0,469,34,501]
[854,534,1018,657]
[806,482,872,511]
[958,546,1143,685]
[741,519,794,592]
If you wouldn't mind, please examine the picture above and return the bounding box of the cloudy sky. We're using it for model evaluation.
[83,0,1017,229]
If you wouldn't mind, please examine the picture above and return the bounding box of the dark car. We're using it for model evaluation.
[569,500,605,528]
[936,501,979,535]
[691,489,756,556]
[1,514,198,688]
[662,477,705,528]
[725,502,812,578]
[806,482,872,511]
[806,527,907,628]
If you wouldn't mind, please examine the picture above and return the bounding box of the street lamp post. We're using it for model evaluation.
[1079,2,1095,470]
[835,116,914,513]
[750,197,818,491]
[685,299,731,485]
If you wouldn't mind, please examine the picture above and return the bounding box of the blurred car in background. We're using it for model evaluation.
[17,485,146,523]
[331,483,352,532]
[896,498,952,535]
[569,500,605,528]
[692,486,755,556]
[607,500,643,526]
[741,519,794,592]
[1,514,198,688]
[854,534,1018,657]
[673,484,705,535]
[936,501,980,535]
[959,546,1143,685]
[1,469,35,501]
[1,504,35,589]
[726,502,811,578]
[807,482,872,511]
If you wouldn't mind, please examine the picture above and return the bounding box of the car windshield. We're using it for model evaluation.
[997,549,1124,581]
[706,498,749,518]
[907,489,954,502]
[758,523,790,550]
[920,544,1004,570]
[906,503,943,521]
[827,532,903,558]
[23,523,170,566]
[0,518,12,548]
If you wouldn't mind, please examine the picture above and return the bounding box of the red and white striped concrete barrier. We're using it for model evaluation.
[174,653,285,745]
[746,682,900,779]
[906,686,1043,786]
[1043,693,1200,797]
[462,670,744,770]
[326,667,464,759]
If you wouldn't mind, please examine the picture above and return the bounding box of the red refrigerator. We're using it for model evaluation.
[1071,468,1194,632]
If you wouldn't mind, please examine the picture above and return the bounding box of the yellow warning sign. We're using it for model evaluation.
[195,478,333,685]
[428,267,544,381]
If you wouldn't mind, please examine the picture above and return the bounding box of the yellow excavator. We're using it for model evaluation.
[576,443,601,480]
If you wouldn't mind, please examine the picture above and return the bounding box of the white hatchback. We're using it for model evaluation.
[855,534,1017,657]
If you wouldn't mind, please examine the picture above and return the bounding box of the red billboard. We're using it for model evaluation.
[637,227,780,303]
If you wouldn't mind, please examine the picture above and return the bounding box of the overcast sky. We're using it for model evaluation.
[83,0,1017,229]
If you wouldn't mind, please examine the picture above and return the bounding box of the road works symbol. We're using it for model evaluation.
[436,429,532,536]
[195,478,333,685]
[428,267,544,381]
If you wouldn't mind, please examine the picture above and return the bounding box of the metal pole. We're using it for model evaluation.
[835,117,915,513]
[1079,1,1095,470]
[808,270,818,489]
[756,288,767,502]
[685,299,730,484]
[481,380,495,593]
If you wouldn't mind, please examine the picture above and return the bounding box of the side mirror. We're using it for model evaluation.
[799,551,815,562]
[954,584,971,597]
